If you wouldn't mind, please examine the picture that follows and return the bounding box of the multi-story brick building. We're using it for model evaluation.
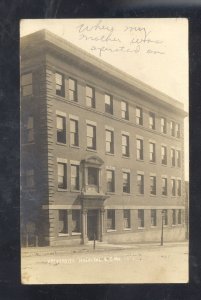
[21,30,187,246]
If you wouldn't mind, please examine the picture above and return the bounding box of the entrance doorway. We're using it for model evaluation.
[87,210,99,241]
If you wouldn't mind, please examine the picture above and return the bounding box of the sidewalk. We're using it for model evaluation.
[21,240,188,257]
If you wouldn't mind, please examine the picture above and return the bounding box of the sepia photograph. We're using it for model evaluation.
[20,18,189,284]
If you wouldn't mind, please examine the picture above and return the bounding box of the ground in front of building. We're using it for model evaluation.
[21,241,188,284]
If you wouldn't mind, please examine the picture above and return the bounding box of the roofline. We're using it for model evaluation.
[21,29,188,117]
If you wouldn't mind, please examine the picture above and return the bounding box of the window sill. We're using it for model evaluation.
[57,188,68,192]
[105,152,114,156]
[105,111,113,115]
[58,233,69,237]
[56,142,66,146]
[123,228,131,231]
[149,161,156,164]
[106,192,116,195]
[122,155,130,159]
[70,189,80,193]
[161,163,167,167]
[151,226,157,228]
[70,145,80,149]
[86,105,96,109]
[122,192,131,196]
[72,232,81,236]
[138,227,145,230]
[107,229,116,232]
[136,193,144,196]
[172,225,176,227]
[136,159,144,162]
[161,195,168,197]
[55,94,66,100]
[150,194,157,197]
[86,148,97,153]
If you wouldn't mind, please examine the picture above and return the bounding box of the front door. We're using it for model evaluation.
[87,210,98,241]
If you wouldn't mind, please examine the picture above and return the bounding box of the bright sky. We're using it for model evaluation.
[20,18,189,179]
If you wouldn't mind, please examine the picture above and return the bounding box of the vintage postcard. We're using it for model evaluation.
[20,18,189,284]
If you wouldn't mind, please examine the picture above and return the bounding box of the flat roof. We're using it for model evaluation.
[21,29,187,117]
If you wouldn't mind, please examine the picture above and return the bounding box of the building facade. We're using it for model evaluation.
[21,30,187,246]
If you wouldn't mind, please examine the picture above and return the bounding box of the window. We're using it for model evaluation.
[136,107,143,125]
[57,115,66,144]
[136,139,143,160]
[55,72,65,97]
[170,121,175,136]
[71,165,79,190]
[171,179,176,196]
[177,179,181,196]
[105,130,114,154]
[21,73,32,96]
[86,86,95,108]
[58,210,68,234]
[70,119,79,146]
[161,146,167,165]
[25,169,35,188]
[121,101,129,120]
[123,210,131,229]
[163,209,168,225]
[172,209,176,225]
[123,172,130,193]
[107,210,115,230]
[106,170,115,193]
[178,210,182,224]
[149,112,155,130]
[161,117,167,134]
[88,167,98,186]
[149,142,156,162]
[162,177,168,196]
[24,116,34,143]
[175,123,180,138]
[137,174,144,194]
[69,78,77,101]
[105,94,113,114]
[58,163,67,189]
[138,210,144,228]
[72,210,81,233]
[87,124,96,150]
[122,134,129,157]
[171,148,176,167]
[151,209,157,226]
[150,176,156,195]
[176,150,181,167]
